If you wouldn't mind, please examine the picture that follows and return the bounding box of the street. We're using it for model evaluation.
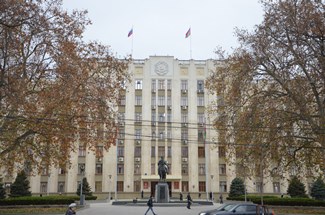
[76,202,218,215]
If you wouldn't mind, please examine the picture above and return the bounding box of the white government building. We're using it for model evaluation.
[2,56,297,199]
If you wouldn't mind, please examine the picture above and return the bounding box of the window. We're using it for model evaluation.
[151,79,156,91]
[159,113,165,122]
[197,95,204,106]
[181,113,188,123]
[96,146,103,158]
[151,146,155,157]
[58,182,65,193]
[273,182,280,193]
[158,80,165,90]
[78,146,86,157]
[135,129,141,140]
[197,113,205,124]
[199,164,205,175]
[219,164,226,175]
[181,147,188,157]
[158,146,165,157]
[198,147,205,157]
[134,181,141,192]
[120,96,126,105]
[167,163,172,173]
[167,113,172,123]
[117,146,124,157]
[167,146,172,157]
[117,181,123,192]
[246,205,257,212]
[182,164,188,175]
[135,112,142,122]
[197,80,204,90]
[40,182,47,193]
[167,128,172,139]
[151,163,155,175]
[167,96,171,106]
[118,112,125,121]
[181,96,188,106]
[219,181,227,192]
[95,181,102,192]
[135,96,142,106]
[58,167,66,175]
[158,96,165,106]
[235,206,246,212]
[134,164,141,174]
[135,80,143,89]
[78,164,85,174]
[95,163,103,174]
[152,130,156,139]
[198,129,205,141]
[199,181,206,192]
[174,181,179,189]
[219,146,226,157]
[134,146,141,157]
[118,128,125,138]
[181,130,188,140]
[151,96,156,106]
[167,79,172,90]
[181,80,188,90]
[151,113,156,122]
[117,164,124,174]
[158,130,165,140]
[256,182,263,193]
[182,181,189,192]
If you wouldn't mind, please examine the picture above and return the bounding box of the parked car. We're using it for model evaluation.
[199,203,274,215]
[198,203,236,215]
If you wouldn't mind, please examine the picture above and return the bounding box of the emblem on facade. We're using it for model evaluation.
[154,61,169,76]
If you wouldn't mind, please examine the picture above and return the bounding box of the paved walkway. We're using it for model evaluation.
[76,201,219,215]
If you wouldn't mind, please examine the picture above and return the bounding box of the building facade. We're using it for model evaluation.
[1,56,297,199]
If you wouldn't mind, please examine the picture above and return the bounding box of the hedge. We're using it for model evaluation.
[227,195,325,207]
[0,196,79,206]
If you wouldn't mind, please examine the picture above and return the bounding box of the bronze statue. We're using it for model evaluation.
[158,156,168,181]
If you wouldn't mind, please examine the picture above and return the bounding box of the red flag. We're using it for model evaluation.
[185,28,191,38]
[128,28,133,37]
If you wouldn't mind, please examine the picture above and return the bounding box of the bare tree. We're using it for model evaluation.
[0,0,130,174]
[207,0,325,177]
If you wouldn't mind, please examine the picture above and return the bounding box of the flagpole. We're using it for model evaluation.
[190,34,192,59]
[131,26,134,57]
[131,34,134,57]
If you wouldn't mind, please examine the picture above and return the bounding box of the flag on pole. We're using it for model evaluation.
[185,28,191,38]
[128,28,133,37]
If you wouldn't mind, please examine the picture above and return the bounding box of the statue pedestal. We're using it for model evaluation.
[155,182,169,203]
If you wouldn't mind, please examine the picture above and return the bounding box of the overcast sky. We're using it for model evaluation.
[63,0,264,60]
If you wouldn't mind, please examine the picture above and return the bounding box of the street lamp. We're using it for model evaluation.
[79,164,85,205]
[210,175,214,201]
[108,174,112,201]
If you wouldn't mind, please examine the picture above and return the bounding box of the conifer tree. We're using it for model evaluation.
[9,171,31,197]
[229,177,245,198]
[76,177,93,196]
[0,183,6,199]
[287,176,308,198]
[310,177,325,200]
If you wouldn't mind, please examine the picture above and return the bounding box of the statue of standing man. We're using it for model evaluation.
[158,156,168,181]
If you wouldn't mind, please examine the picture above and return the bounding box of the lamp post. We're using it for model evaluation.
[5,183,10,197]
[79,164,85,205]
[210,175,214,201]
[108,174,112,201]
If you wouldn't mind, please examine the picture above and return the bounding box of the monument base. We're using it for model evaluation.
[155,182,169,203]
